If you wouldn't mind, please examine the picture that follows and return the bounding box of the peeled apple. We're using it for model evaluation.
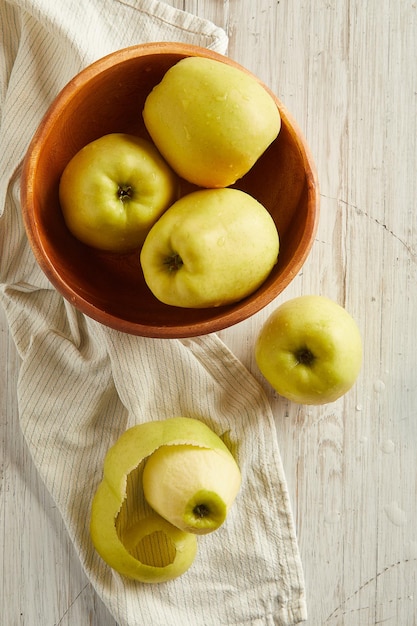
[90,417,241,582]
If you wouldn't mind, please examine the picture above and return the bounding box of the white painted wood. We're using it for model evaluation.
[1,1,416,624]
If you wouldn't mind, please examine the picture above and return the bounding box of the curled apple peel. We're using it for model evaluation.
[91,481,197,582]
[90,417,241,582]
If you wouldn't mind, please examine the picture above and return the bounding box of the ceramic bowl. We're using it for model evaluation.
[21,43,319,338]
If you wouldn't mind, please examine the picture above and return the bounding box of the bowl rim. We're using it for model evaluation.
[20,42,320,338]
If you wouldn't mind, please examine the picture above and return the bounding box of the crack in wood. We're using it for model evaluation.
[319,193,417,260]
[325,557,417,622]
[54,583,90,626]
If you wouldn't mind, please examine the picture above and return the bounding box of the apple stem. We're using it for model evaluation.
[295,347,315,366]
[193,504,210,518]
[164,253,184,272]
[118,184,133,202]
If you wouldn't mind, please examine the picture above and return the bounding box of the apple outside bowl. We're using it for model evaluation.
[20,42,319,339]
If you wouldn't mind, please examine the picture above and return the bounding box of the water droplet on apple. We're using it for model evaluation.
[217,236,225,247]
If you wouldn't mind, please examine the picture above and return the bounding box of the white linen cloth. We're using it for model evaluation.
[0,1,307,624]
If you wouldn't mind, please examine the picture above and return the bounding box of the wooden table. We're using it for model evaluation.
[1,1,416,624]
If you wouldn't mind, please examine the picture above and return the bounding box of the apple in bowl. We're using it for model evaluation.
[59,133,178,253]
[143,56,281,188]
[139,188,280,308]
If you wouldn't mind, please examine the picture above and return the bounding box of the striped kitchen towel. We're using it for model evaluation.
[0,1,307,624]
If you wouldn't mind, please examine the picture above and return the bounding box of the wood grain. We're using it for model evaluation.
[1,1,416,625]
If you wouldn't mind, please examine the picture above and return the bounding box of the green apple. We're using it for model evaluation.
[59,133,178,252]
[139,188,279,308]
[143,56,281,188]
[143,444,241,535]
[255,295,363,404]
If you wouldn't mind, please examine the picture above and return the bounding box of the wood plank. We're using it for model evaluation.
[1,0,416,624]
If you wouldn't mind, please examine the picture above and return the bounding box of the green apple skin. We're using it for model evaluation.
[59,133,178,253]
[143,57,281,188]
[255,295,363,405]
[142,444,242,535]
[139,188,279,308]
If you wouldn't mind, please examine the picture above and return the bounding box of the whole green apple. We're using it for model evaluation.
[143,443,241,535]
[143,56,281,188]
[59,133,178,252]
[255,295,363,404]
[139,188,279,308]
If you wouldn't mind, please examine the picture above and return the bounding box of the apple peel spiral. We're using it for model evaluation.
[90,417,241,583]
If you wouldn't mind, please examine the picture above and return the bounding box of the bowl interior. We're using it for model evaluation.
[21,43,319,338]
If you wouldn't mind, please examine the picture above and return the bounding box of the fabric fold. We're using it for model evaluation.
[0,1,307,624]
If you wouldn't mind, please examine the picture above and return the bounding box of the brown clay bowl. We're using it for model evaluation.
[21,42,319,338]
